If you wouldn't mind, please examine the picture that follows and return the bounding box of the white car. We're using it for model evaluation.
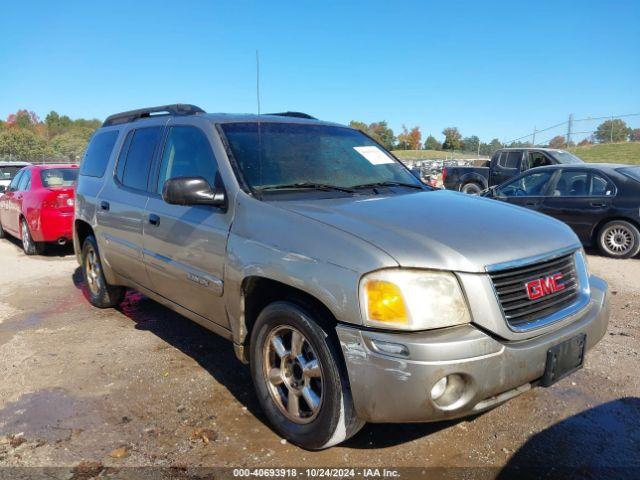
[0,161,31,192]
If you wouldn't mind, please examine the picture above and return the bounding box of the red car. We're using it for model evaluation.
[0,164,79,254]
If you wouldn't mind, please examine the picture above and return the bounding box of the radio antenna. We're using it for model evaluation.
[256,50,261,115]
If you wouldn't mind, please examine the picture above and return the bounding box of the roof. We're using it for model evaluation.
[100,104,345,129]
[0,161,31,167]
[530,162,632,172]
[27,163,79,170]
[498,147,567,152]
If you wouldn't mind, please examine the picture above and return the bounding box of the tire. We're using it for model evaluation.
[20,218,44,255]
[461,182,483,195]
[250,301,364,450]
[0,219,5,239]
[597,220,640,259]
[81,235,125,308]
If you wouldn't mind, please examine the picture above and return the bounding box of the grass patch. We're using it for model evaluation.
[569,142,640,165]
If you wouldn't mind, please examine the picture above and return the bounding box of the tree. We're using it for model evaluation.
[6,109,39,129]
[462,135,480,153]
[396,125,421,150]
[45,111,73,138]
[0,128,50,161]
[50,128,93,161]
[578,138,591,146]
[480,138,503,156]
[349,120,395,150]
[423,135,441,150]
[629,128,640,142]
[442,127,461,151]
[595,119,631,143]
[548,135,566,148]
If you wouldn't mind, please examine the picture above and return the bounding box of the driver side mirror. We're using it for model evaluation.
[162,177,226,208]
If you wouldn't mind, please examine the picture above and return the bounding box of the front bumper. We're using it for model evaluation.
[336,275,609,423]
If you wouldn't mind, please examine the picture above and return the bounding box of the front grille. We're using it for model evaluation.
[489,253,580,328]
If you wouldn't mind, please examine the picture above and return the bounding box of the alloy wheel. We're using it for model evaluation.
[263,325,323,424]
[84,246,102,295]
[21,220,32,251]
[603,225,634,255]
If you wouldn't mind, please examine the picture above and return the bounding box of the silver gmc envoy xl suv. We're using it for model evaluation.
[74,104,609,449]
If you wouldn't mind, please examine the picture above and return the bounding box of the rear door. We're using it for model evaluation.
[494,170,555,212]
[541,169,616,242]
[96,125,163,287]
[492,150,523,186]
[142,121,231,326]
[0,170,24,234]
[13,169,32,232]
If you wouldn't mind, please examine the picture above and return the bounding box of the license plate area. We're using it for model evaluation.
[541,333,586,387]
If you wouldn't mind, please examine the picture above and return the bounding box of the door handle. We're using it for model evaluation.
[148,213,160,226]
[525,202,538,206]
[100,201,110,211]
[590,202,606,208]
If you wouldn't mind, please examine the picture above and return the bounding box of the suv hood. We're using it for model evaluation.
[275,190,580,273]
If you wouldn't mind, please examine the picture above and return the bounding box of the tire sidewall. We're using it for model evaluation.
[21,218,37,255]
[82,235,111,306]
[598,220,640,259]
[462,182,482,195]
[250,302,345,450]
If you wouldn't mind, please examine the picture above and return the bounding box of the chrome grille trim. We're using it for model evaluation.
[486,246,591,332]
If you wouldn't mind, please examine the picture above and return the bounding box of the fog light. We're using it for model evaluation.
[430,373,472,410]
[431,376,448,400]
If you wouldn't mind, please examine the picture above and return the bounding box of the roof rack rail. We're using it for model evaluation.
[266,111,317,120]
[102,104,205,127]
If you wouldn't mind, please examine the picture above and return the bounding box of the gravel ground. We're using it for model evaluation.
[0,237,638,478]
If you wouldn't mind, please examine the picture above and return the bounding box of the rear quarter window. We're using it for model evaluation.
[80,130,119,178]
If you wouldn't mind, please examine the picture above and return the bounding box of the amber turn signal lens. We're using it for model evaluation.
[365,280,409,324]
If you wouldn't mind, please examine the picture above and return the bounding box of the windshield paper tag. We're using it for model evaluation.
[354,146,394,165]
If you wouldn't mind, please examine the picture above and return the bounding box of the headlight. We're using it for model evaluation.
[359,269,471,331]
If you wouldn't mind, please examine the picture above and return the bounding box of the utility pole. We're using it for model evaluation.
[532,126,537,146]
[566,114,573,146]
[610,116,614,143]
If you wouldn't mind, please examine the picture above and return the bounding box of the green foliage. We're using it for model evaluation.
[595,119,631,143]
[423,135,441,150]
[442,127,461,151]
[630,128,640,142]
[50,128,94,161]
[349,120,395,150]
[461,135,480,153]
[1,109,101,162]
[396,125,422,150]
[0,128,50,161]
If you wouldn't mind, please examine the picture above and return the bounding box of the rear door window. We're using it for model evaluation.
[552,170,590,196]
[80,130,119,178]
[116,127,162,191]
[498,151,522,169]
[8,170,24,191]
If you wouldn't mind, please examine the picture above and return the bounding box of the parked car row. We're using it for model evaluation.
[0,163,79,254]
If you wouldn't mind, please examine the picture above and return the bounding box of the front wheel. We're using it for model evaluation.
[250,301,364,449]
[81,235,125,307]
[597,220,640,259]
[461,182,483,195]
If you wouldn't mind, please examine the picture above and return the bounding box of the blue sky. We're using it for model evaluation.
[1,0,638,144]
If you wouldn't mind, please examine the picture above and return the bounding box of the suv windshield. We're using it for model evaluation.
[550,150,583,164]
[40,168,79,188]
[220,123,421,193]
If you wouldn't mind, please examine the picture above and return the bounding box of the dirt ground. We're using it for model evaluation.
[0,236,638,478]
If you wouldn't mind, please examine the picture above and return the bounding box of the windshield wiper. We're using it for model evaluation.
[256,182,355,193]
[349,181,424,190]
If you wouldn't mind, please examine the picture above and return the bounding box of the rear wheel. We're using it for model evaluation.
[0,218,5,239]
[21,218,44,255]
[597,220,640,259]
[250,301,364,450]
[81,235,125,307]
[461,182,483,195]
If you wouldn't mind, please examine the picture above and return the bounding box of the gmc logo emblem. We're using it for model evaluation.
[525,273,565,300]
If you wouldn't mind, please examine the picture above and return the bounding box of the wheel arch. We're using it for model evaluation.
[590,216,640,244]
[237,276,340,363]
[459,172,488,190]
[74,219,95,263]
